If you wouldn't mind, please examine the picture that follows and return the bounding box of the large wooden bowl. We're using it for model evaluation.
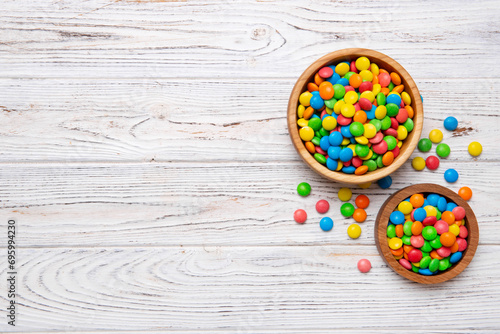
[287,48,423,184]
[375,184,479,284]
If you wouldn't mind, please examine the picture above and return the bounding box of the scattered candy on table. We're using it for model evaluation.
[316,199,330,214]
[348,223,362,239]
[294,209,307,224]
[443,116,458,131]
[355,194,370,209]
[386,192,469,275]
[357,259,371,273]
[296,56,416,175]
[358,182,371,189]
[436,143,450,158]
[353,208,367,222]
[297,182,311,196]
[444,169,459,183]
[412,157,426,171]
[468,141,482,157]
[320,217,334,231]
[458,186,473,201]
[425,156,440,170]
[341,203,355,217]
[429,129,443,144]
[338,187,352,201]
[377,175,392,189]
[418,138,432,152]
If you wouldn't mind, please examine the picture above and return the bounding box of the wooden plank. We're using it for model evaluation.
[0,245,499,332]
[0,0,499,79]
[0,161,496,247]
[0,78,497,162]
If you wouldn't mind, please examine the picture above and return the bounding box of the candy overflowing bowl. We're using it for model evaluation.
[375,184,479,284]
[287,48,423,184]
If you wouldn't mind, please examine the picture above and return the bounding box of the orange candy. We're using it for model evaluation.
[354,165,369,175]
[450,241,460,253]
[441,211,456,225]
[392,84,404,94]
[319,83,334,100]
[458,186,473,201]
[349,73,362,88]
[395,224,404,238]
[353,208,367,222]
[353,110,367,123]
[380,87,390,96]
[410,193,424,208]
[355,194,370,209]
[303,107,314,120]
[390,72,402,85]
[382,151,395,166]
[314,73,324,86]
[403,245,414,254]
[305,141,316,154]
[440,232,456,247]
[404,105,414,119]
[379,68,389,74]
[411,221,423,235]
[430,250,444,260]
[391,247,404,256]
[307,82,319,92]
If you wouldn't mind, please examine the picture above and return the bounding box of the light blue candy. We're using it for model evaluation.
[390,211,405,225]
[386,94,402,106]
[414,208,427,222]
[320,217,334,231]
[310,95,324,110]
[342,166,356,174]
[437,197,448,212]
[328,146,341,160]
[320,136,331,151]
[444,168,459,183]
[427,194,440,207]
[339,147,353,162]
[326,158,338,171]
[443,116,458,131]
[329,131,343,146]
[450,251,463,264]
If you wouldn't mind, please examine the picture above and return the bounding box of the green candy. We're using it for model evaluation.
[411,264,420,273]
[403,118,414,132]
[387,225,396,238]
[436,210,441,220]
[333,84,346,99]
[381,116,392,130]
[308,118,322,131]
[388,82,395,91]
[311,136,321,146]
[340,203,355,217]
[421,240,433,252]
[439,258,450,271]
[315,130,322,139]
[430,237,442,249]
[324,98,337,109]
[421,251,430,258]
[376,155,384,168]
[371,152,379,159]
[349,122,365,137]
[386,103,399,117]
[403,221,413,236]
[402,235,412,245]
[369,119,382,132]
[418,138,432,152]
[420,256,432,269]
[422,226,437,240]
[384,135,398,150]
[297,182,311,197]
[363,159,377,171]
[355,144,370,157]
[436,143,451,158]
[428,258,440,272]
[376,92,386,106]
[314,153,326,165]
[319,128,330,137]
[344,72,355,80]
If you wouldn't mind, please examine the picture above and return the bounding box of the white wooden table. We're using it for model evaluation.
[1,0,500,332]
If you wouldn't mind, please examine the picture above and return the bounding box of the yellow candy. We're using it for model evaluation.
[347,144,357,156]
[360,90,375,103]
[347,224,362,239]
[299,92,313,107]
[359,70,373,82]
[297,105,305,118]
[355,56,370,71]
[335,62,350,76]
[333,100,345,114]
[449,224,460,237]
[372,83,381,96]
[358,182,372,189]
[401,91,411,105]
[389,237,403,250]
[397,125,408,140]
[360,149,373,160]
[363,123,377,138]
[322,116,337,131]
[468,141,482,157]
[336,160,343,171]
[413,262,420,268]
[341,138,350,146]
[344,91,359,104]
[375,105,387,119]
[398,201,414,215]
[370,63,380,76]
[338,187,352,201]
[429,129,443,143]
[412,157,426,171]
[355,136,369,145]
[297,118,308,128]
[299,126,314,141]
[341,103,355,118]
[325,106,333,115]
[397,140,403,148]
[424,205,437,217]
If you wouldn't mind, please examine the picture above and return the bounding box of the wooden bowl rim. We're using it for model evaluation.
[374,183,479,284]
[287,48,423,184]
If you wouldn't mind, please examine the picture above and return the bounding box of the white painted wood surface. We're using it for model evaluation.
[1,0,499,332]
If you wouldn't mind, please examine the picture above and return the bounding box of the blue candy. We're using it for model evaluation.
[418,268,434,276]
[450,251,463,264]
[377,176,392,189]
[427,194,440,207]
[443,116,458,131]
[327,73,341,84]
[337,78,349,86]
[446,202,458,212]
[326,158,338,171]
[310,95,324,110]
[341,125,353,138]
[444,168,459,183]
[329,131,343,146]
[339,147,354,162]
[437,197,448,212]
[390,211,405,225]
[342,166,356,174]
[413,208,427,222]
[319,217,334,231]
[386,93,402,106]
[328,146,341,160]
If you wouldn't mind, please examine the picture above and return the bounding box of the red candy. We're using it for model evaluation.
[456,237,468,252]
[452,206,466,221]
[426,156,440,170]
[423,216,437,226]
[399,258,412,270]
[373,140,388,154]
[459,225,468,238]
[318,67,333,78]
[359,98,372,111]
[437,246,451,258]
[408,249,422,263]
[294,209,307,224]
[316,200,330,214]
[410,235,424,248]
[434,220,449,234]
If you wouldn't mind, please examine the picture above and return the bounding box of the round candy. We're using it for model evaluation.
[458,186,472,201]
[412,157,426,171]
[452,206,466,221]
[353,208,367,223]
[358,182,371,189]
[408,249,423,263]
[340,203,355,217]
[320,217,334,231]
[357,259,371,273]
[468,141,482,157]
[338,187,352,201]
[316,200,330,214]
[443,116,458,131]
[297,182,311,197]
[294,209,307,224]
[422,226,437,240]
[429,129,443,143]
[355,194,370,209]
[436,143,450,158]
[388,237,402,250]
[355,57,370,71]
[425,156,440,170]
[318,66,333,78]
[347,223,362,239]
[390,211,405,225]
[377,176,392,189]
[299,127,314,142]
[444,169,459,183]
[418,138,432,152]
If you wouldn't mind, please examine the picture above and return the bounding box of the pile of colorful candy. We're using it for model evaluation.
[296,57,415,175]
[386,193,469,275]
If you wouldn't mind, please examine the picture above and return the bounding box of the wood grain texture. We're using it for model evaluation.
[1,245,500,332]
[287,48,423,184]
[0,78,497,162]
[375,184,479,284]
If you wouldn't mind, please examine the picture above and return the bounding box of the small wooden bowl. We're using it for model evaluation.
[287,48,423,184]
[375,184,479,284]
